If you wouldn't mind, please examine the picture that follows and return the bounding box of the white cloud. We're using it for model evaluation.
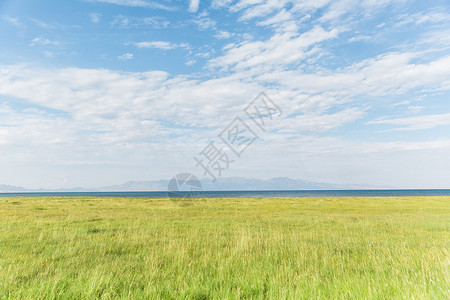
[111,15,172,29]
[186,59,196,66]
[188,0,200,13]
[111,15,174,29]
[3,16,25,28]
[1,57,449,188]
[255,53,450,98]
[232,0,292,20]
[319,0,407,23]
[368,113,450,130]
[348,35,371,43]
[209,26,340,71]
[131,41,188,50]
[28,18,80,30]
[88,0,175,11]
[256,9,305,34]
[397,10,450,26]
[223,0,407,28]
[256,8,292,26]
[418,29,450,50]
[318,0,356,23]
[30,37,60,47]
[89,13,101,23]
[214,30,234,39]
[192,15,216,30]
[276,108,364,133]
[118,53,133,60]
[2,49,448,147]
[143,17,170,28]
[0,64,258,132]
[415,11,450,24]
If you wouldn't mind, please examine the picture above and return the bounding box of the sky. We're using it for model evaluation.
[0,0,450,189]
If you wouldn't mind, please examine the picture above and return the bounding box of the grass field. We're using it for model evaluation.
[0,196,449,299]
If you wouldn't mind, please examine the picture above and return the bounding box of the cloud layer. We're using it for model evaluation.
[0,0,449,188]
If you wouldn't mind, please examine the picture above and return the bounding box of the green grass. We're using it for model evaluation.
[0,196,449,299]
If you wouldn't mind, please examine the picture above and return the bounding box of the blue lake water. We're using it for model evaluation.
[1,190,450,198]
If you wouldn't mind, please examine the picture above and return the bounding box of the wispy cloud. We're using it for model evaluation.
[30,37,60,47]
[185,59,196,66]
[192,13,216,30]
[368,113,450,130]
[256,9,301,33]
[188,0,200,13]
[118,53,133,60]
[277,108,365,133]
[397,10,450,26]
[130,41,189,50]
[111,15,171,28]
[29,18,81,30]
[87,0,176,11]
[29,18,57,29]
[209,26,340,71]
[214,30,234,39]
[89,13,102,23]
[143,17,170,28]
[3,16,25,28]
[348,35,371,43]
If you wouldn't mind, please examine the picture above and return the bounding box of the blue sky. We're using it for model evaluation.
[1,0,450,189]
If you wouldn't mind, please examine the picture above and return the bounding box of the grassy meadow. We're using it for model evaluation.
[0,196,449,299]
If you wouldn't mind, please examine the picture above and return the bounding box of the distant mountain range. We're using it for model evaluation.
[0,177,391,192]
[0,184,27,192]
